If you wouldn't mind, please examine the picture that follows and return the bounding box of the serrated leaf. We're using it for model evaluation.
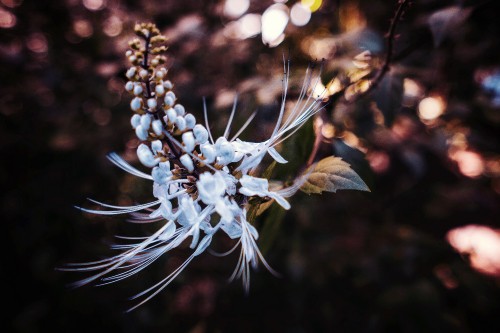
[301,156,370,194]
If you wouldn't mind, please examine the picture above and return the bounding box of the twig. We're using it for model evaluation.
[355,0,410,100]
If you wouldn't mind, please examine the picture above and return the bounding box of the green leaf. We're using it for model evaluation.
[301,156,370,194]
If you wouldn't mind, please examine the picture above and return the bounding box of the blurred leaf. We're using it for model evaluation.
[259,202,287,255]
[428,6,472,47]
[300,156,370,194]
[374,74,403,126]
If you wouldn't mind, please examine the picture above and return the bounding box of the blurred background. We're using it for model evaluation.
[2,0,500,332]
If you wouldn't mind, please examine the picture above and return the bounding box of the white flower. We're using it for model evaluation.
[239,175,290,209]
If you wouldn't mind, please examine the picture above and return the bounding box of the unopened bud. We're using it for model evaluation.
[180,154,194,172]
[135,125,148,141]
[166,108,177,123]
[163,80,173,90]
[151,140,163,154]
[137,144,160,167]
[155,84,165,96]
[182,132,195,152]
[184,114,196,129]
[193,124,208,144]
[140,114,151,128]
[130,97,142,111]
[147,98,157,110]
[201,144,216,163]
[131,114,141,128]
[175,116,186,131]
[174,104,185,116]
[133,85,143,96]
[152,119,163,136]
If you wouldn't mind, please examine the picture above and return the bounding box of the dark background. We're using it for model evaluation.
[2,0,500,332]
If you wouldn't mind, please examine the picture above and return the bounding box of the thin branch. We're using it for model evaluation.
[355,0,411,100]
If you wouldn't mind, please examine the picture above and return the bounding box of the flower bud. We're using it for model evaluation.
[133,85,143,96]
[131,114,141,128]
[180,154,194,172]
[201,143,216,163]
[217,141,235,165]
[164,95,174,107]
[125,50,133,57]
[147,98,157,110]
[155,70,165,79]
[166,108,177,123]
[152,119,163,136]
[130,97,142,111]
[163,80,173,90]
[139,69,149,79]
[175,116,186,131]
[152,166,170,184]
[193,124,208,144]
[184,113,196,129]
[174,104,185,116]
[137,144,159,167]
[140,114,151,128]
[125,81,134,92]
[155,84,165,96]
[182,132,195,152]
[159,161,170,171]
[126,67,137,79]
[135,125,148,141]
[151,140,163,154]
[165,91,176,101]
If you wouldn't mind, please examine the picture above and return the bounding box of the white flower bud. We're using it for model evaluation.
[135,125,148,141]
[130,97,142,111]
[125,81,134,92]
[159,161,170,171]
[165,91,176,101]
[133,85,143,96]
[201,143,216,163]
[215,137,228,151]
[175,116,186,131]
[155,70,165,79]
[139,69,149,79]
[155,84,165,96]
[140,114,151,129]
[126,67,136,79]
[137,144,159,168]
[217,141,235,165]
[131,114,141,128]
[184,113,196,129]
[125,50,133,57]
[147,98,157,110]
[152,166,170,184]
[180,154,194,172]
[128,55,137,63]
[164,95,174,107]
[151,58,159,66]
[166,108,177,123]
[174,104,185,116]
[182,132,195,152]
[193,124,208,144]
[152,119,163,136]
[151,140,163,154]
[163,80,173,90]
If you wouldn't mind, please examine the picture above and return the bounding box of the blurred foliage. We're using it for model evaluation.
[2,0,500,332]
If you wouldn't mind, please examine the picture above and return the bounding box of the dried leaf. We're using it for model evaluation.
[301,156,370,194]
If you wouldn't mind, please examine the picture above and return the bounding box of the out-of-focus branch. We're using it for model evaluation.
[306,1,411,167]
[355,0,411,100]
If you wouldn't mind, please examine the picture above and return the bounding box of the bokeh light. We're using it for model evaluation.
[290,3,311,27]
[261,3,289,46]
[418,96,445,121]
[447,225,500,277]
[223,0,249,18]
[0,7,16,28]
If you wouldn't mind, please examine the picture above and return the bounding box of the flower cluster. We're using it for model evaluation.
[67,23,325,311]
